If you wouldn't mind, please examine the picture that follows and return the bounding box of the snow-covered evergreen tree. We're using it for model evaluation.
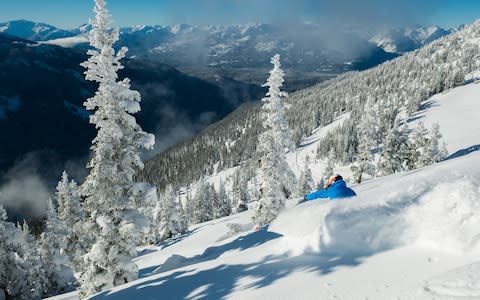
[20,221,46,299]
[351,98,377,183]
[412,122,448,169]
[156,185,187,241]
[251,175,261,202]
[296,156,314,196]
[191,179,214,224]
[427,123,449,163]
[0,207,37,300]
[130,183,159,244]
[0,211,45,300]
[78,0,155,296]
[232,169,249,213]
[177,193,189,234]
[184,184,195,225]
[376,118,411,176]
[412,121,431,168]
[38,199,75,297]
[254,54,296,228]
[214,180,232,218]
[55,171,85,271]
[324,148,335,180]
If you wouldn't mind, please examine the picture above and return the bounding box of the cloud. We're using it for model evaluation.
[142,103,218,160]
[162,0,446,29]
[0,151,89,222]
[0,175,50,220]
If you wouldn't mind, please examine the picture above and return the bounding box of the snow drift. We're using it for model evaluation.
[272,154,480,257]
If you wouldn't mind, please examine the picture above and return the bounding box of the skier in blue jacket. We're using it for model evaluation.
[299,174,356,204]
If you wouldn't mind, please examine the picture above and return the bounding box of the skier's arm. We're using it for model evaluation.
[304,189,329,201]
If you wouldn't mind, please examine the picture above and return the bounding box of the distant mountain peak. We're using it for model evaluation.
[0,19,75,41]
[370,25,454,54]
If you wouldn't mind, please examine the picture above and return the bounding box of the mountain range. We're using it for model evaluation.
[0,20,455,90]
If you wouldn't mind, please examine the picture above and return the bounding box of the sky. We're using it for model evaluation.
[0,0,479,29]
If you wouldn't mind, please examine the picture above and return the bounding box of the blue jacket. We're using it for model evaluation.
[305,179,356,201]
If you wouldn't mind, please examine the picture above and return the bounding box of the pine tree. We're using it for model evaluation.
[427,123,449,163]
[130,183,159,244]
[254,54,296,228]
[191,179,214,224]
[184,184,195,225]
[38,199,75,297]
[0,210,44,300]
[176,193,189,234]
[78,0,155,296]
[0,208,25,299]
[296,156,314,196]
[351,99,377,183]
[376,117,410,176]
[232,170,250,213]
[251,175,261,202]
[412,121,431,168]
[214,180,232,218]
[55,171,85,271]
[324,148,335,180]
[157,185,187,241]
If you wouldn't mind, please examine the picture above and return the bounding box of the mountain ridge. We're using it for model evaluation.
[1,19,454,90]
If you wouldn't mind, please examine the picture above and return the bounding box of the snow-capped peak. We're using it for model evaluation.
[371,25,455,54]
[170,24,194,35]
[0,19,75,41]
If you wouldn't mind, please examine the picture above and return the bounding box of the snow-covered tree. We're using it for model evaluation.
[184,184,195,225]
[254,54,296,228]
[411,122,449,169]
[351,98,377,183]
[55,171,85,271]
[411,121,430,168]
[0,209,44,300]
[376,118,410,176]
[427,123,449,163]
[0,208,24,299]
[214,180,232,218]
[38,199,75,297]
[56,171,82,225]
[156,185,187,241]
[78,0,155,296]
[20,222,45,299]
[232,169,249,213]
[130,183,159,244]
[191,179,214,224]
[251,175,261,202]
[177,193,189,233]
[296,156,314,196]
[324,148,335,180]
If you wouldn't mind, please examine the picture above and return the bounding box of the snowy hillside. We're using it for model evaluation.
[49,73,480,300]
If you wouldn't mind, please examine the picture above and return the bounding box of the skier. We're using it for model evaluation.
[298,174,356,204]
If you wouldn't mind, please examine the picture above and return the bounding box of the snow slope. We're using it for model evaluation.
[49,82,480,300]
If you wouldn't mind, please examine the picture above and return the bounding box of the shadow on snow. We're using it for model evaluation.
[93,229,365,300]
[446,144,480,160]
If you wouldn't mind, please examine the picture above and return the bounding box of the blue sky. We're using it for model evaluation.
[0,0,479,29]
